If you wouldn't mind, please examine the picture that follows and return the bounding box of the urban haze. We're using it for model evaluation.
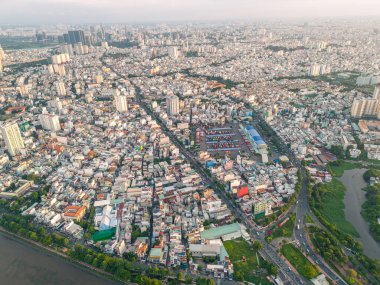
[0,1,379,285]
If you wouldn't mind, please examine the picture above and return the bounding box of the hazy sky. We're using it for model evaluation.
[0,0,379,24]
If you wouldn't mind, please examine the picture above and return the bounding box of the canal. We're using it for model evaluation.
[339,168,380,260]
[0,233,120,285]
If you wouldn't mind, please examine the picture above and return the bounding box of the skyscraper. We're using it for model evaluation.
[39,108,61,132]
[166,95,180,115]
[168,47,179,59]
[1,122,25,156]
[308,64,321,76]
[351,98,380,118]
[374,85,380,100]
[0,45,6,60]
[68,30,85,45]
[114,95,128,113]
[56,82,66,96]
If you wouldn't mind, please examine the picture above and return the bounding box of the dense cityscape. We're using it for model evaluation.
[0,12,380,285]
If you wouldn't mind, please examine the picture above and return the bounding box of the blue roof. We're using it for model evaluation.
[246,125,266,145]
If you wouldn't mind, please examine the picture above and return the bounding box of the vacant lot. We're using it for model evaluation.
[328,161,362,177]
[224,238,271,285]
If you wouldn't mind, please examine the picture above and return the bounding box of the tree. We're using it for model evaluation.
[123,251,138,262]
[234,271,243,281]
[268,264,278,275]
[185,275,192,284]
[253,241,263,251]
[329,145,345,159]
[29,232,38,241]
[177,271,184,281]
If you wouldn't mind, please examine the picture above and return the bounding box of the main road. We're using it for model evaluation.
[100,54,343,285]
[228,94,348,285]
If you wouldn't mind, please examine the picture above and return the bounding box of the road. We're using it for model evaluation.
[100,54,346,285]
[228,95,348,285]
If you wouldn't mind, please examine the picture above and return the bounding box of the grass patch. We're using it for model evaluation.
[327,161,362,177]
[317,179,359,237]
[224,238,271,284]
[304,93,319,99]
[266,213,295,242]
[281,243,319,279]
[0,37,56,50]
[306,214,314,224]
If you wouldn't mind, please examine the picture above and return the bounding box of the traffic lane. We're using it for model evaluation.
[105,59,306,284]
[295,228,347,285]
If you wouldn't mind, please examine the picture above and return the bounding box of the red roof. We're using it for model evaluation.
[238,186,249,198]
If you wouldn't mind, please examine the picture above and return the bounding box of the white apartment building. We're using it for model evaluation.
[55,82,66,96]
[374,85,380,100]
[39,108,61,132]
[351,98,380,118]
[114,95,128,113]
[166,95,179,116]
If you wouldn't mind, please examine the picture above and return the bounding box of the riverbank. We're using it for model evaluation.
[312,178,359,237]
[339,169,380,260]
[0,227,123,285]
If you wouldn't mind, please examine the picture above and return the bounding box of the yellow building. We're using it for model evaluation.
[1,121,25,156]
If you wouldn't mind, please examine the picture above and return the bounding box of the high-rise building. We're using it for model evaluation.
[374,85,380,100]
[1,122,25,156]
[49,97,63,112]
[51,53,70,64]
[39,108,61,132]
[68,30,85,45]
[168,46,179,59]
[351,98,380,118]
[56,82,66,96]
[60,44,74,56]
[0,45,6,60]
[114,95,128,113]
[36,31,47,42]
[166,95,180,115]
[308,64,320,76]
[308,64,331,76]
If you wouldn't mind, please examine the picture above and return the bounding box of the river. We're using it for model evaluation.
[0,233,121,285]
[339,168,380,260]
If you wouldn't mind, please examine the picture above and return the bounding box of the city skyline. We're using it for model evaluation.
[0,0,380,25]
[1,2,380,285]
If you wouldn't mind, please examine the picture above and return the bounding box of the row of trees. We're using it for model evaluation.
[68,244,165,284]
[307,177,380,283]
[361,172,380,242]
[0,214,69,247]
[363,168,380,183]
[309,226,347,265]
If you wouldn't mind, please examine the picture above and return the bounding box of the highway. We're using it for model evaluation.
[229,95,348,285]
